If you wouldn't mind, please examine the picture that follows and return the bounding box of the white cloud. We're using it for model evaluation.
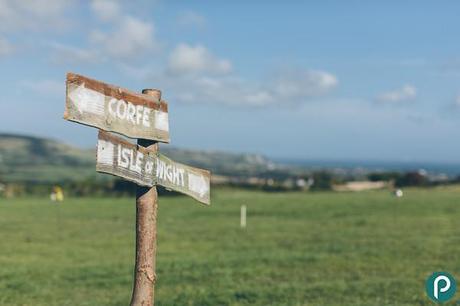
[20,0,69,17]
[159,67,337,107]
[90,16,157,59]
[168,43,232,76]
[51,2,157,64]
[376,85,417,104]
[49,42,100,64]
[177,11,206,28]
[442,94,460,116]
[273,69,338,98]
[90,0,121,21]
[244,91,276,106]
[0,0,73,31]
[0,37,13,56]
[22,79,62,96]
[174,76,274,107]
[46,0,160,66]
[452,95,460,109]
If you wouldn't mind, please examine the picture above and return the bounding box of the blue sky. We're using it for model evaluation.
[1,1,460,162]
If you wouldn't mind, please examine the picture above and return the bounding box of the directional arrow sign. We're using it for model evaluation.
[155,153,210,204]
[64,73,170,143]
[96,131,211,205]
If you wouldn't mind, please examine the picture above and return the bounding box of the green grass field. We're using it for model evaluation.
[1,187,460,305]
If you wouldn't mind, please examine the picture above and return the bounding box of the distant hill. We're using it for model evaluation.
[0,133,276,183]
[0,133,95,183]
[160,146,276,177]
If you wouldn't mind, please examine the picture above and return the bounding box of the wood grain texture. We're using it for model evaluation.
[65,72,170,143]
[156,153,211,205]
[96,131,211,205]
[96,131,158,187]
[131,185,158,306]
[130,88,161,306]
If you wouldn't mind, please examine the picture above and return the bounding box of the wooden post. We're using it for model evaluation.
[130,89,161,306]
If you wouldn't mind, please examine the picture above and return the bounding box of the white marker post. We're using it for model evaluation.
[241,205,247,228]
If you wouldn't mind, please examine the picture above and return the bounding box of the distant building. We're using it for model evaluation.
[333,181,388,192]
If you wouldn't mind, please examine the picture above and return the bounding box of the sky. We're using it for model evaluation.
[1,1,460,163]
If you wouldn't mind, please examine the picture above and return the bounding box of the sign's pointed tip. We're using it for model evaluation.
[68,83,87,114]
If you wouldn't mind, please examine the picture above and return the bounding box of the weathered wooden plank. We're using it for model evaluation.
[96,131,211,205]
[96,131,158,187]
[64,72,170,143]
[156,153,211,205]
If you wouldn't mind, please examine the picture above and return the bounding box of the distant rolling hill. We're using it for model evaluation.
[0,133,276,183]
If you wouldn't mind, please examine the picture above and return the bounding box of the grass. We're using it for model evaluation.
[1,186,460,305]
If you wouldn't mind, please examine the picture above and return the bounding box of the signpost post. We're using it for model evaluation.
[131,89,161,306]
[64,73,211,305]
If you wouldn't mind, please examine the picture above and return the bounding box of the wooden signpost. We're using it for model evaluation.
[63,73,211,305]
